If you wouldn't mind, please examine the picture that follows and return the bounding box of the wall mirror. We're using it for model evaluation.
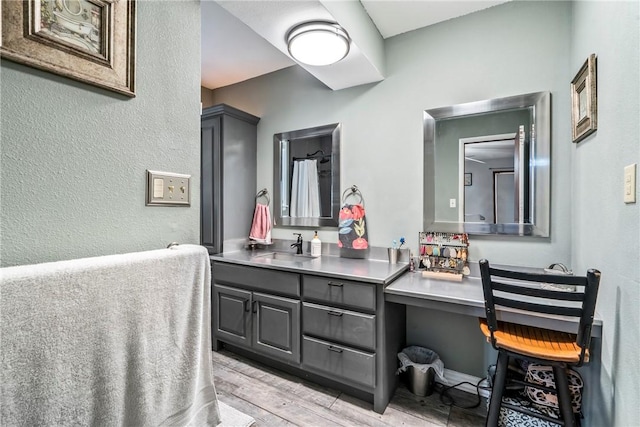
[273,123,341,228]
[424,91,551,237]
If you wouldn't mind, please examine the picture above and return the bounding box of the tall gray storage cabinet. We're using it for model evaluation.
[201,104,260,254]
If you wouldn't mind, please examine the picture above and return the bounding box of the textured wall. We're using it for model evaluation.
[0,1,201,267]
[570,2,640,426]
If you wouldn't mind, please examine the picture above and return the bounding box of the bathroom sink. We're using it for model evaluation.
[252,252,315,263]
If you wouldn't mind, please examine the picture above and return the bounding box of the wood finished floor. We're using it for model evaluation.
[212,349,487,427]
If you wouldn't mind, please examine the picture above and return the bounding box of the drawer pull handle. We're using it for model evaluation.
[327,311,343,317]
[328,345,343,353]
[327,282,344,288]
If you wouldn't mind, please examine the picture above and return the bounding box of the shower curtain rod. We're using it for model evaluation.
[293,149,331,162]
[292,154,331,161]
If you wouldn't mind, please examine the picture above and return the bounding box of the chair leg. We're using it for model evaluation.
[553,365,575,427]
[486,351,509,427]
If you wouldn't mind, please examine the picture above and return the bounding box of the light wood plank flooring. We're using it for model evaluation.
[212,349,487,426]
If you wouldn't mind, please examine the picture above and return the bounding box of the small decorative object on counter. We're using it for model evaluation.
[418,232,469,281]
[409,254,415,272]
[311,231,322,257]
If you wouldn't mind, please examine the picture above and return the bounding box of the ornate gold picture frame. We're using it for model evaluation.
[571,54,597,143]
[1,0,136,97]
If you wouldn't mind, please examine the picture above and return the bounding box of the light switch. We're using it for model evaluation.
[146,170,191,206]
[450,198,457,208]
[624,164,636,204]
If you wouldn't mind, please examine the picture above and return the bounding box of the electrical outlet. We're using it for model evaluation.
[449,198,456,208]
[624,164,636,204]
[146,170,191,206]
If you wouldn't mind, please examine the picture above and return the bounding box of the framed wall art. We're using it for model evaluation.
[571,53,597,143]
[1,0,136,97]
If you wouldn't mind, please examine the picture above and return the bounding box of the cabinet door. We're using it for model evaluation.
[201,115,222,253]
[213,284,252,348]
[302,336,376,389]
[302,302,376,351]
[253,292,300,364]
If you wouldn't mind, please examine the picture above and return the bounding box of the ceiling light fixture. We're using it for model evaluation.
[286,21,351,66]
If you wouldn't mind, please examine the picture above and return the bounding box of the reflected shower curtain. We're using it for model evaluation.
[290,159,321,217]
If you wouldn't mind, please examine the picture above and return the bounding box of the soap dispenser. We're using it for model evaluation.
[311,231,322,257]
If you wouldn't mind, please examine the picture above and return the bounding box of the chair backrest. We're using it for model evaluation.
[479,259,601,355]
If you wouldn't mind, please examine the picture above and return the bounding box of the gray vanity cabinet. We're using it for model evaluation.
[301,276,378,390]
[301,274,405,414]
[212,262,301,364]
[201,104,259,254]
[211,261,406,414]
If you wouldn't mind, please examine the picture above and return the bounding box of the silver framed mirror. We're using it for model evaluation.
[424,91,551,237]
[273,123,341,228]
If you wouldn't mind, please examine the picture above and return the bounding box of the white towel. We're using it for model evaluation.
[0,244,220,426]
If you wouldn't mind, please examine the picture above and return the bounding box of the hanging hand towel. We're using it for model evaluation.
[338,203,369,258]
[249,203,272,244]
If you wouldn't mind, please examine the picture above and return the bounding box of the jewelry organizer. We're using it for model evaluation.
[419,231,470,281]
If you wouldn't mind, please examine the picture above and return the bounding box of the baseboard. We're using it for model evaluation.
[439,368,491,399]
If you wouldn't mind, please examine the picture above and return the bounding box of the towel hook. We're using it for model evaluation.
[255,188,270,206]
[341,185,364,206]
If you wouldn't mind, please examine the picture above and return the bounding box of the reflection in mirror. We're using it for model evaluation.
[274,123,341,228]
[424,92,550,237]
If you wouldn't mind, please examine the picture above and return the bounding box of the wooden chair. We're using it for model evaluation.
[478,259,601,427]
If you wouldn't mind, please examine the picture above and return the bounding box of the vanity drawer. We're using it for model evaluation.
[302,275,376,311]
[303,303,376,351]
[302,336,375,389]
[213,262,300,297]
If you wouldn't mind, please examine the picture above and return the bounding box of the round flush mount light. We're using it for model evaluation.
[286,21,351,66]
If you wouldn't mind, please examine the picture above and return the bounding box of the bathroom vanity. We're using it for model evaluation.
[210,250,407,414]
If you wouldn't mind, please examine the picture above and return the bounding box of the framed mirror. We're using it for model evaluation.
[424,92,551,237]
[273,123,341,228]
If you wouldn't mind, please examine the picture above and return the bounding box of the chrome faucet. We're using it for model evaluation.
[290,233,303,254]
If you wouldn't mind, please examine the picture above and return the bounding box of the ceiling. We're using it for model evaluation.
[201,0,509,91]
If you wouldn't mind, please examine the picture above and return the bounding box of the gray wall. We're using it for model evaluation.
[209,0,573,378]
[1,1,201,267]
[210,0,573,268]
[570,2,640,426]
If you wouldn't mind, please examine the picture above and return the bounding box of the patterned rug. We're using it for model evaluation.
[219,401,255,427]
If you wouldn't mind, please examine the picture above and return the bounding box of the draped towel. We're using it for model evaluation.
[249,202,272,244]
[338,203,369,258]
[0,245,220,426]
[290,159,321,217]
